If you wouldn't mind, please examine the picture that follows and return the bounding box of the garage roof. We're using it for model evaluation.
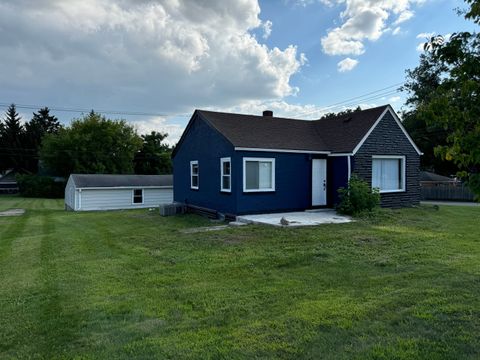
[70,174,173,188]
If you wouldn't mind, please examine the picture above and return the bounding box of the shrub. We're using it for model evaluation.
[16,175,65,198]
[337,175,380,215]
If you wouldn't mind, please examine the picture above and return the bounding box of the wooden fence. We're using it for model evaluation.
[420,181,475,201]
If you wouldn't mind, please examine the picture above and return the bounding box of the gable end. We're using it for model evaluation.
[172,111,236,158]
[352,106,423,156]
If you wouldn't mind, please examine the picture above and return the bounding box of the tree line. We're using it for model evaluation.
[402,0,479,198]
[0,104,173,178]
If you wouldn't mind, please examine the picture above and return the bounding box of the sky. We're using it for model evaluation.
[0,0,476,145]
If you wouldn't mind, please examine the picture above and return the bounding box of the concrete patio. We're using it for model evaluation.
[236,209,352,227]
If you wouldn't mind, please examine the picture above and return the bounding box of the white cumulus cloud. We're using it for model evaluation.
[262,20,273,39]
[0,0,306,119]
[337,58,359,72]
[321,0,423,56]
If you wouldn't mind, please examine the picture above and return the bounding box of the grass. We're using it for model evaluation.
[0,196,479,359]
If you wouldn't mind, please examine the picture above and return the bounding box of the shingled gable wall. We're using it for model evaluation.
[352,110,421,207]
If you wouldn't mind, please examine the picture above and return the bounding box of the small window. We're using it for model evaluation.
[372,156,406,193]
[221,157,231,192]
[190,160,199,189]
[133,189,143,204]
[243,158,275,192]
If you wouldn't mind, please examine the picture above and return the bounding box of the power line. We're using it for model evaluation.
[1,81,406,121]
[0,102,191,118]
[323,89,402,113]
[293,81,405,119]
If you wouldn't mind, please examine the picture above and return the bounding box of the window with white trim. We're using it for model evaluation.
[372,156,405,193]
[220,157,231,192]
[243,158,275,192]
[133,189,143,204]
[190,160,199,189]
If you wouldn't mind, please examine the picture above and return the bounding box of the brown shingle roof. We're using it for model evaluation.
[312,105,388,153]
[198,110,328,152]
[197,105,389,153]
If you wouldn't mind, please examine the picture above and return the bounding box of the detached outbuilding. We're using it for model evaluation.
[65,174,173,211]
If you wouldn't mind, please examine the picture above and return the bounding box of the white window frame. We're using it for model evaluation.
[220,157,231,193]
[372,155,406,193]
[190,160,199,190]
[242,157,275,193]
[132,188,144,204]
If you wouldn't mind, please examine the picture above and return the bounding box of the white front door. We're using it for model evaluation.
[312,159,327,206]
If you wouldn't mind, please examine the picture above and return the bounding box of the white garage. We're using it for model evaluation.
[65,174,173,211]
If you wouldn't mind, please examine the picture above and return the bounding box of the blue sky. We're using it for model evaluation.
[0,0,475,144]
[257,0,474,110]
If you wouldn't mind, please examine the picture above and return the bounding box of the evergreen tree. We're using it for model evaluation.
[1,104,25,171]
[24,107,61,172]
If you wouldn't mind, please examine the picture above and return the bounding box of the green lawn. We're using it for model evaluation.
[0,196,479,359]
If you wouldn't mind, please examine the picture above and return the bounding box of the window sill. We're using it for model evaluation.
[379,189,406,194]
[243,189,276,193]
[190,187,199,191]
[220,190,232,193]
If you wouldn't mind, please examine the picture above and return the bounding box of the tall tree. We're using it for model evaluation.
[24,107,61,173]
[134,131,172,174]
[40,111,143,177]
[403,0,480,198]
[0,104,25,171]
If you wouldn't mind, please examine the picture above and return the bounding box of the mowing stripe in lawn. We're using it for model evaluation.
[34,210,85,357]
[0,212,29,261]
[0,212,44,357]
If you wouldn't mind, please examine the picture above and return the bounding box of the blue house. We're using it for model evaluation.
[172,105,422,216]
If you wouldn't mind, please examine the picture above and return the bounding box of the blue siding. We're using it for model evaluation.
[233,151,313,214]
[173,114,236,214]
[328,156,349,206]
[174,115,352,214]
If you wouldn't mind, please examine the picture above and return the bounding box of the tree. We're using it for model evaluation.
[24,107,61,173]
[40,111,143,177]
[0,104,25,172]
[401,109,459,176]
[134,131,173,174]
[403,0,480,198]
[319,106,362,121]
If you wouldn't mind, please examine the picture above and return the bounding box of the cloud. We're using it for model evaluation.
[416,32,435,39]
[389,96,401,102]
[262,20,273,39]
[392,27,401,35]
[416,32,434,51]
[393,9,414,25]
[321,0,423,56]
[337,58,359,72]
[0,0,305,117]
[133,117,185,146]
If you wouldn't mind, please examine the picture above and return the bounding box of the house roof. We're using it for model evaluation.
[420,171,455,182]
[0,172,17,184]
[196,105,390,154]
[70,174,173,188]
